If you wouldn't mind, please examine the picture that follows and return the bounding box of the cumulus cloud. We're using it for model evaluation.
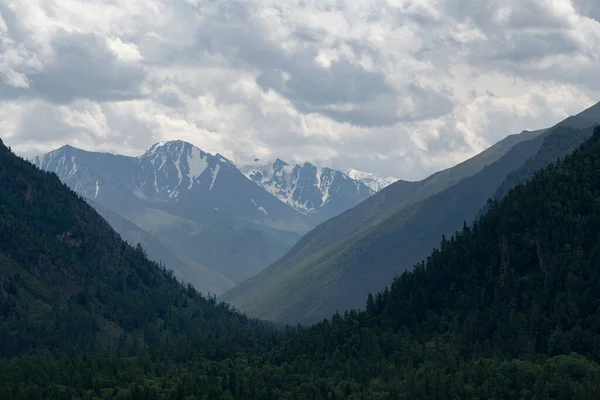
[0,0,599,179]
[1,27,148,102]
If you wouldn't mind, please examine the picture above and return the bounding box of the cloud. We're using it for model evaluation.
[185,8,436,127]
[572,0,600,22]
[1,28,148,103]
[1,0,599,179]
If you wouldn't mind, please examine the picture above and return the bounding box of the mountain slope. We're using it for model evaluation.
[490,124,597,205]
[243,159,374,223]
[0,138,271,358]
[222,128,551,322]
[223,101,600,324]
[90,200,234,295]
[363,123,600,366]
[129,205,301,284]
[220,129,548,317]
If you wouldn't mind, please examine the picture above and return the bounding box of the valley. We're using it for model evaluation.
[3,1,600,397]
[3,123,600,398]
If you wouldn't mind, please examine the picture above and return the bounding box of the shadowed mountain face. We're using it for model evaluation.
[222,101,600,325]
[89,200,235,295]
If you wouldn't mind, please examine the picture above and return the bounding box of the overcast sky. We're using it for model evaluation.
[1,0,599,179]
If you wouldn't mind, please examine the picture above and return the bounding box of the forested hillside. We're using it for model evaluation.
[3,124,600,398]
[0,137,273,358]
[490,125,596,204]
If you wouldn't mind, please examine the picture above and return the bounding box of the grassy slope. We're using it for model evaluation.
[223,131,548,323]
[224,102,600,324]
[221,129,547,319]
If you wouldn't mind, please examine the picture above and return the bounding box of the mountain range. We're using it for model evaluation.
[31,140,387,293]
[26,101,600,325]
[222,101,600,324]
[4,124,600,397]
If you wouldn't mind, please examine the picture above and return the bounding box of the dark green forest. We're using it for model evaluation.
[2,125,600,399]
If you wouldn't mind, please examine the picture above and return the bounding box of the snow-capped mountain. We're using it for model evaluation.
[133,140,226,200]
[32,141,309,230]
[342,168,399,192]
[30,141,385,292]
[31,141,311,291]
[242,159,374,223]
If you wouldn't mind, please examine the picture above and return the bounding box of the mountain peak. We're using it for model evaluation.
[144,140,197,157]
[273,158,289,168]
[214,153,234,166]
[52,144,109,157]
[58,144,79,153]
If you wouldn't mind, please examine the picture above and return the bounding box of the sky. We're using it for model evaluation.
[1,0,599,180]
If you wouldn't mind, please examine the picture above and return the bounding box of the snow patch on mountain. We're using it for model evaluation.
[187,147,208,189]
[31,147,102,201]
[209,164,220,191]
[174,152,183,186]
[243,160,312,213]
[250,198,268,216]
[343,168,398,192]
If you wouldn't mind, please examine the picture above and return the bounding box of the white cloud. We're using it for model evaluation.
[0,0,599,179]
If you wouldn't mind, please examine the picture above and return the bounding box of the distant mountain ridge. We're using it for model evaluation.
[32,141,307,229]
[242,159,375,223]
[33,141,384,229]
